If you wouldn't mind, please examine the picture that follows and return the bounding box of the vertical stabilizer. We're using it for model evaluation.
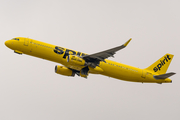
[145,54,174,74]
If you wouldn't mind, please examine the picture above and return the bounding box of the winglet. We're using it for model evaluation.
[124,38,132,47]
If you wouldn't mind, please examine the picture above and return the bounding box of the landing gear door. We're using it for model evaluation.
[24,38,29,46]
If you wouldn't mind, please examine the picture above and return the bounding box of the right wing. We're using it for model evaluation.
[82,38,132,67]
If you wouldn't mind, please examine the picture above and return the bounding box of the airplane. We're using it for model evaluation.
[5,37,176,84]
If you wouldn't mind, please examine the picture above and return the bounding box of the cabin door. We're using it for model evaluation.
[141,70,146,78]
[24,38,29,46]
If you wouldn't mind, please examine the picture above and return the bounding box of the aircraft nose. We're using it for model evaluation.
[5,40,12,48]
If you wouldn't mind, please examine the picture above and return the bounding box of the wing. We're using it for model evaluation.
[82,38,132,67]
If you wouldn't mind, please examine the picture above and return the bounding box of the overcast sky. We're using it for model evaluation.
[1,0,180,120]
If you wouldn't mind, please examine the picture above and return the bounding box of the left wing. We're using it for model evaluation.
[82,38,132,67]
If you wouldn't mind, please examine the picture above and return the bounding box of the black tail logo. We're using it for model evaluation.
[153,55,171,72]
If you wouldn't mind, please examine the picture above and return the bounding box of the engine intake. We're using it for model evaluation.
[55,65,75,77]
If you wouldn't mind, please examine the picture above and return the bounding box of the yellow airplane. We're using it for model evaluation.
[5,37,176,84]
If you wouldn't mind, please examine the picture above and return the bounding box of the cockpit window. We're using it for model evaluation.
[12,38,19,41]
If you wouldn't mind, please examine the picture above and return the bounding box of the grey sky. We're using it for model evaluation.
[1,0,180,120]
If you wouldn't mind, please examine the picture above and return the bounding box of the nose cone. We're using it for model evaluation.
[5,40,10,48]
[5,40,13,49]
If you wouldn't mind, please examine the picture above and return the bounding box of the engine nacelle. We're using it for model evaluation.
[67,55,86,66]
[55,65,75,77]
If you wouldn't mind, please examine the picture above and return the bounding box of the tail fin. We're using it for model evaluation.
[145,54,174,74]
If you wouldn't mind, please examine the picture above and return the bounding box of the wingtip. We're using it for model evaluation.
[124,38,132,47]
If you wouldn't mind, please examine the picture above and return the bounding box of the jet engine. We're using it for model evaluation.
[55,65,75,76]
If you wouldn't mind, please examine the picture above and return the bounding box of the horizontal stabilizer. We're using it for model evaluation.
[154,72,176,79]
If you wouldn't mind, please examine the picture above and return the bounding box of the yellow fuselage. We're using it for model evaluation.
[5,37,172,83]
